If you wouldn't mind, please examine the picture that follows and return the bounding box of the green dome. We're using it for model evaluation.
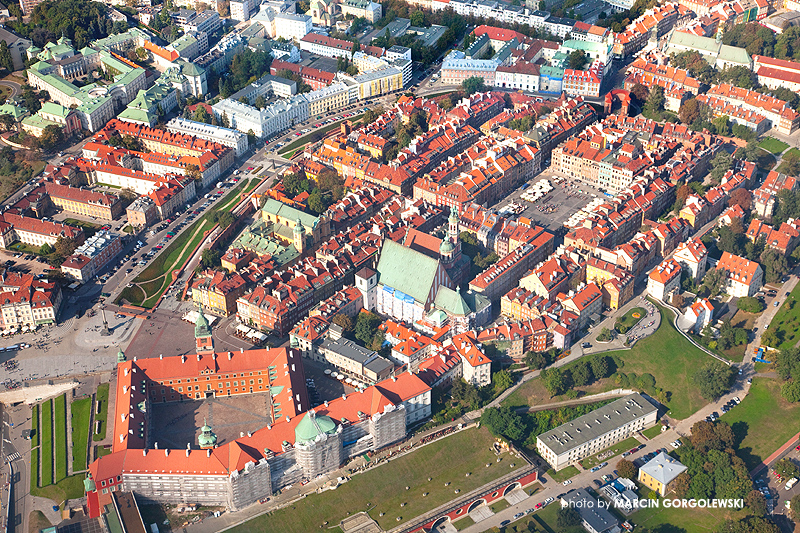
[295,412,337,444]
[84,474,96,492]
[293,219,304,235]
[198,419,217,448]
[440,239,455,255]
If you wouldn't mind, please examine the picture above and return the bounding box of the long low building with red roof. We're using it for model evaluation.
[86,339,431,514]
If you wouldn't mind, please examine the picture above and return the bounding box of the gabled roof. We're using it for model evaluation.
[376,239,443,305]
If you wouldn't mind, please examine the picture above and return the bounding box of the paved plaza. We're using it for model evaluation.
[150,393,273,450]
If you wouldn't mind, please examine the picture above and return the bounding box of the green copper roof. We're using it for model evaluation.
[195,306,211,338]
[295,412,337,444]
[83,474,96,492]
[376,239,441,305]
[262,198,321,231]
[433,286,470,316]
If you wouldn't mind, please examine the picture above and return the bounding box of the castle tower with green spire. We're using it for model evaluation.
[195,304,214,354]
[198,419,217,449]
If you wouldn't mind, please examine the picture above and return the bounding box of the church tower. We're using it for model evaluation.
[293,218,306,254]
[198,419,218,449]
[447,208,461,263]
[195,304,214,354]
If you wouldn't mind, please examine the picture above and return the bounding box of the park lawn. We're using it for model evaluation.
[228,427,509,533]
[124,180,252,307]
[278,114,365,155]
[545,465,579,483]
[759,137,790,155]
[580,436,640,469]
[41,400,53,486]
[615,307,645,332]
[93,383,109,442]
[754,361,773,373]
[721,377,800,471]
[71,398,92,472]
[30,447,39,490]
[95,445,112,459]
[28,510,52,533]
[54,395,67,482]
[31,403,39,446]
[533,502,583,533]
[502,367,617,410]
[763,282,800,350]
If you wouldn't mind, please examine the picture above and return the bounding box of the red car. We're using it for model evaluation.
[247,167,254,171]
[796,445,800,451]
[535,503,543,509]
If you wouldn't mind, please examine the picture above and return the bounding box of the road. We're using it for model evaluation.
[0,79,21,99]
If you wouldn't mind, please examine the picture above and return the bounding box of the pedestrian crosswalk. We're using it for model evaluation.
[5,452,20,462]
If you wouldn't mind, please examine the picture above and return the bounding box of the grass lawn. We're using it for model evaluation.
[95,445,112,459]
[228,427,511,533]
[63,219,101,238]
[71,398,91,472]
[490,499,510,513]
[762,282,800,350]
[28,510,51,533]
[30,447,39,490]
[0,160,46,205]
[31,403,39,447]
[534,502,583,533]
[41,400,52,487]
[504,304,710,420]
[580,436,640,469]
[754,361,773,373]
[53,395,67,482]
[122,180,252,308]
[759,137,790,155]
[93,383,109,442]
[615,307,645,332]
[545,465,579,483]
[721,377,800,471]
[642,424,663,439]
[777,148,800,174]
[278,114,365,155]
[453,515,474,530]
[30,475,86,503]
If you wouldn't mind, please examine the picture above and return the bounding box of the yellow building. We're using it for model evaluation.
[585,257,634,310]
[45,182,123,221]
[355,68,403,99]
[305,83,350,117]
[638,452,687,496]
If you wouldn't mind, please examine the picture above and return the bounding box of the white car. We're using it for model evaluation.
[562,480,572,486]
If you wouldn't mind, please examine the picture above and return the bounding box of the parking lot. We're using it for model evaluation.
[494,170,608,232]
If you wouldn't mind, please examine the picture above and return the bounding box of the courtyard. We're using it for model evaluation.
[150,393,273,450]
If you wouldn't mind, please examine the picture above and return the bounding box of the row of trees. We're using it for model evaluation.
[217,49,274,99]
[539,354,615,397]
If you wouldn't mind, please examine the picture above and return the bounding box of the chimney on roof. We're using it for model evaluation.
[247,431,252,437]
[154,442,158,449]
[133,356,137,362]
[228,351,233,360]
[159,354,163,360]
[240,347,243,353]
[182,355,186,363]
[186,448,190,457]
[165,449,169,457]
[207,449,211,457]
[197,354,201,361]
[143,449,147,456]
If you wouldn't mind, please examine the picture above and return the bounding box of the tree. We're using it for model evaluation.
[185,163,202,182]
[792,494,800,519]
[308,189,326,214]
[541,367,566,397]
[331,313,354,333]
[39,243,53,255]
[590,355,611,379]
[354,311,382,345]
[461,76,486,96]
[735,140,762,163]
[773,458,799,479]
[673,472,691,497]
[556,507,581,528]
[39,124,63,150]
[713,114,730,136]
[200,249,221,268]
[700,267,727,298]
[617,458,637,479]
[211,210,236,229]
[351,40,360,58]
[693,362,736,401]
[0,114,14,132]
[679,98,701,125]
[410,10,424,26]
[0,41,13,73]
[568,49,588,70]
[710,151,733,183]
[570,359,593,387]
[218,0,230,16]
[492,369,514,393]
[254,95,267,110]
[781,380,800,402]
[728,188,751,211]
[689,420,735,452]
[480,406,525,441]
[643,85,665,116]
[193,105,211,124]
[630,83,649,104]
[524,351,548,370]
[760,248,788,284]
[737,296,764,314]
